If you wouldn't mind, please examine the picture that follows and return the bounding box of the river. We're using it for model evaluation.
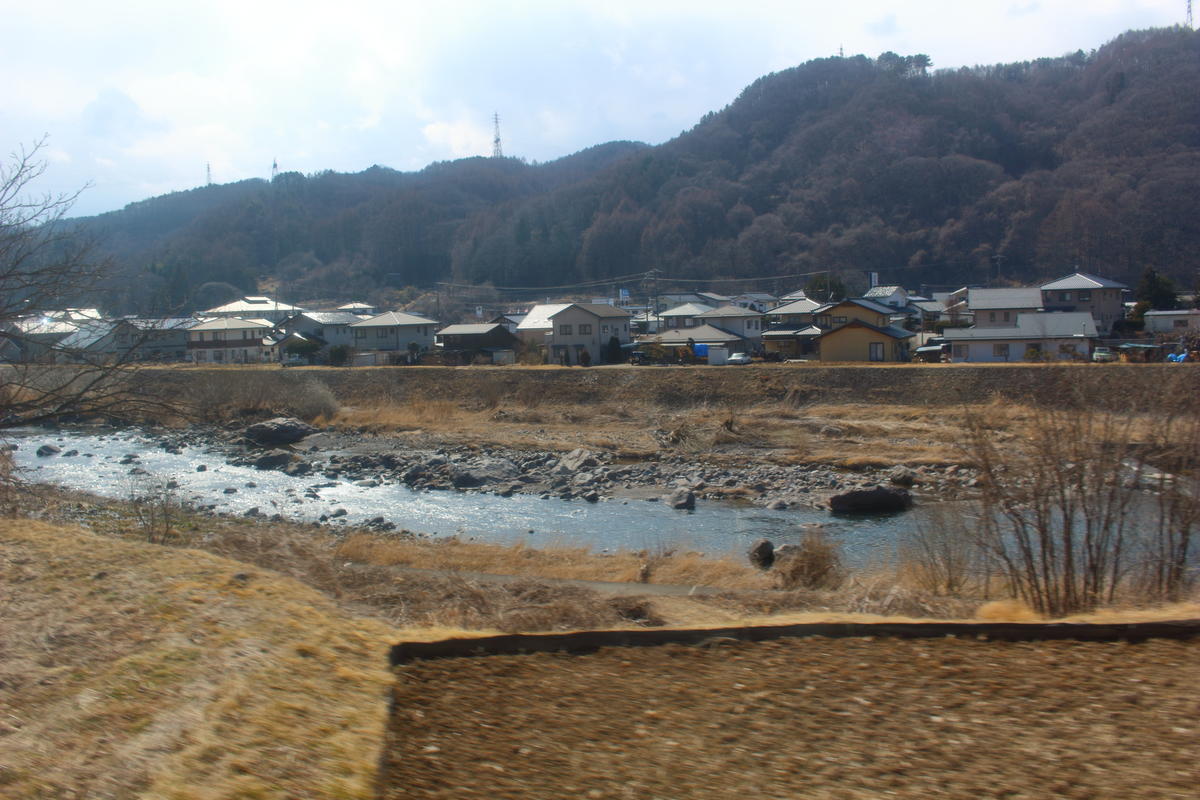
[7,427,935,564]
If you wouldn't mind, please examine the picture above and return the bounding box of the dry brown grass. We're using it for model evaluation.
[0,519,395,799]
[335,534,771,590]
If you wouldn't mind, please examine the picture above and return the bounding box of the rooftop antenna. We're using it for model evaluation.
[206,162,212,186]
[492,113,504,159]
[271,158,279,181]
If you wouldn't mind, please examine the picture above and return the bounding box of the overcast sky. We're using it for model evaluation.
[1,0,1185,216]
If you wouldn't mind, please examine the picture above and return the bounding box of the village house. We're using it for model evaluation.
[348,311,439,358]
[202,296,303,324]
[659,302,715,329]
[761,296,823,358]
[435,323,520,364]
[273,311,365,360]
[1038,272,1126,335]
[812,299,914,362]
[862,285,909,309]
[967,288,1044,327]
[187,317,273,363]
[943,312,1098,362]
[695,305,765,349]
[544,303,632,365]
[731,292,779,312]
[650,323,747,353]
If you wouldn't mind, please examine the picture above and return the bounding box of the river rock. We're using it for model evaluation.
[244,417,317,446]
[556,448,600,474]
[661,488,695,510]
[748,538,775,569]
[829,485,913,514]
[451,458,519,488]
[283,461,311,476]
[253,450,294,470]
[888,466,918,487]
[36,444,61,457]
[196,464,207,472]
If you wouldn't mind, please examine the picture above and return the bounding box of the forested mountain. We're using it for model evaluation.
[79,27,1200,314]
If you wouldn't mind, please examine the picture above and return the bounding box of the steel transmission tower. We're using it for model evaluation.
[492,113,504,158]
[1188,0,1194,28]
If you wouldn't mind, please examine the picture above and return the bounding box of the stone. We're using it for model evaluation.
[244,417,317,446]
[556,448,600,473]
[36,444,61,457]
[766,498,788,510]
[196,464,207,472]
[128,467,149,476]
[748,538,775,569]
[829,486,913,514]
[223,487,238,494]
[253,449,294,470]
[888,466,918,488]
[330,508,347,518]
[283,461,312,477]
[661,488,695,510]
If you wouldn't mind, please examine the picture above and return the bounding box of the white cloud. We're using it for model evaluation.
[421,119,491,158]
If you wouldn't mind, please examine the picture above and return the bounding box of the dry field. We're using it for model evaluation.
[382,635,1200,800]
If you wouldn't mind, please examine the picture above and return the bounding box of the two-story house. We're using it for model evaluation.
[544,304,632,365]
[275,311,366,359]
[659,302,715,329]
[695,305,765,350]
[967,288,1044,327]
[187,317,273,363]
[812,299,913,362]
[349,311,439,356]
[1038,272,1127,335]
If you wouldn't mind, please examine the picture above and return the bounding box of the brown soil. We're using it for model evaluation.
[381,635,1200,800]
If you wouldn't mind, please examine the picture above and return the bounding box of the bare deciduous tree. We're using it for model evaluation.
[1,139,171,428]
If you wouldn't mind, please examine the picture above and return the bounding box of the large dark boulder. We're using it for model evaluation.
[253,449,294,470]
[244,417,317,446]
[829,486,913,514]
[748,538,775,569]
[36,444,61,457]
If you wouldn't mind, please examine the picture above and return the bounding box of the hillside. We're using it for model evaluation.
[73,26,1200,314]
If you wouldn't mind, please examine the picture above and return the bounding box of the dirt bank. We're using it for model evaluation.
[142,362,1200,415]
[382,634,1200,799]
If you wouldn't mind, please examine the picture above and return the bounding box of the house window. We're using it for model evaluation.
[601,325,609,334]
[989,312,996,322]
[578,324,592,335]
[869,342,884,361]
[1059,292,1071,302]
[558,324,573,335]
[832,316,847,325]
[1078,291,1091,301]
[953,345,968,360]
[993,343,1010,361]
[354,329,365,339]
[1174,319,1188,328]
[1002,311,1010,322]
[377,329,388,338]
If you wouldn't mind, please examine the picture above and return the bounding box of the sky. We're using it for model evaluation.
[1,0,1186,216]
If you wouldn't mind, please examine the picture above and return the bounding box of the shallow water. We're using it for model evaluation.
[8,428,934,563]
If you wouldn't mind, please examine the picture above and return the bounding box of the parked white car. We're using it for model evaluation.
[726,352,752,365]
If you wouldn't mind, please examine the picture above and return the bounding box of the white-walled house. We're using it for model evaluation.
[187,317,274,363]
[659,302,715,329]
[695,305,765,349]
[1144,309,1200,334]
[544,304,632,365]
[967,288,1044,327]
[275,311,366,357]
[943,312,1098,362]
[349,311,439,354]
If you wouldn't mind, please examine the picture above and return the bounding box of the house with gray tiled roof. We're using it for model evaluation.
[1038,272,1127,334]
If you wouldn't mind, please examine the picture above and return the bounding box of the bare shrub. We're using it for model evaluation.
[127,478,183,545]
[775,528,844,590]
[901,504,980,595]
[289,379,339,421]
[962,386,1200,616]
[0,446,17,517]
